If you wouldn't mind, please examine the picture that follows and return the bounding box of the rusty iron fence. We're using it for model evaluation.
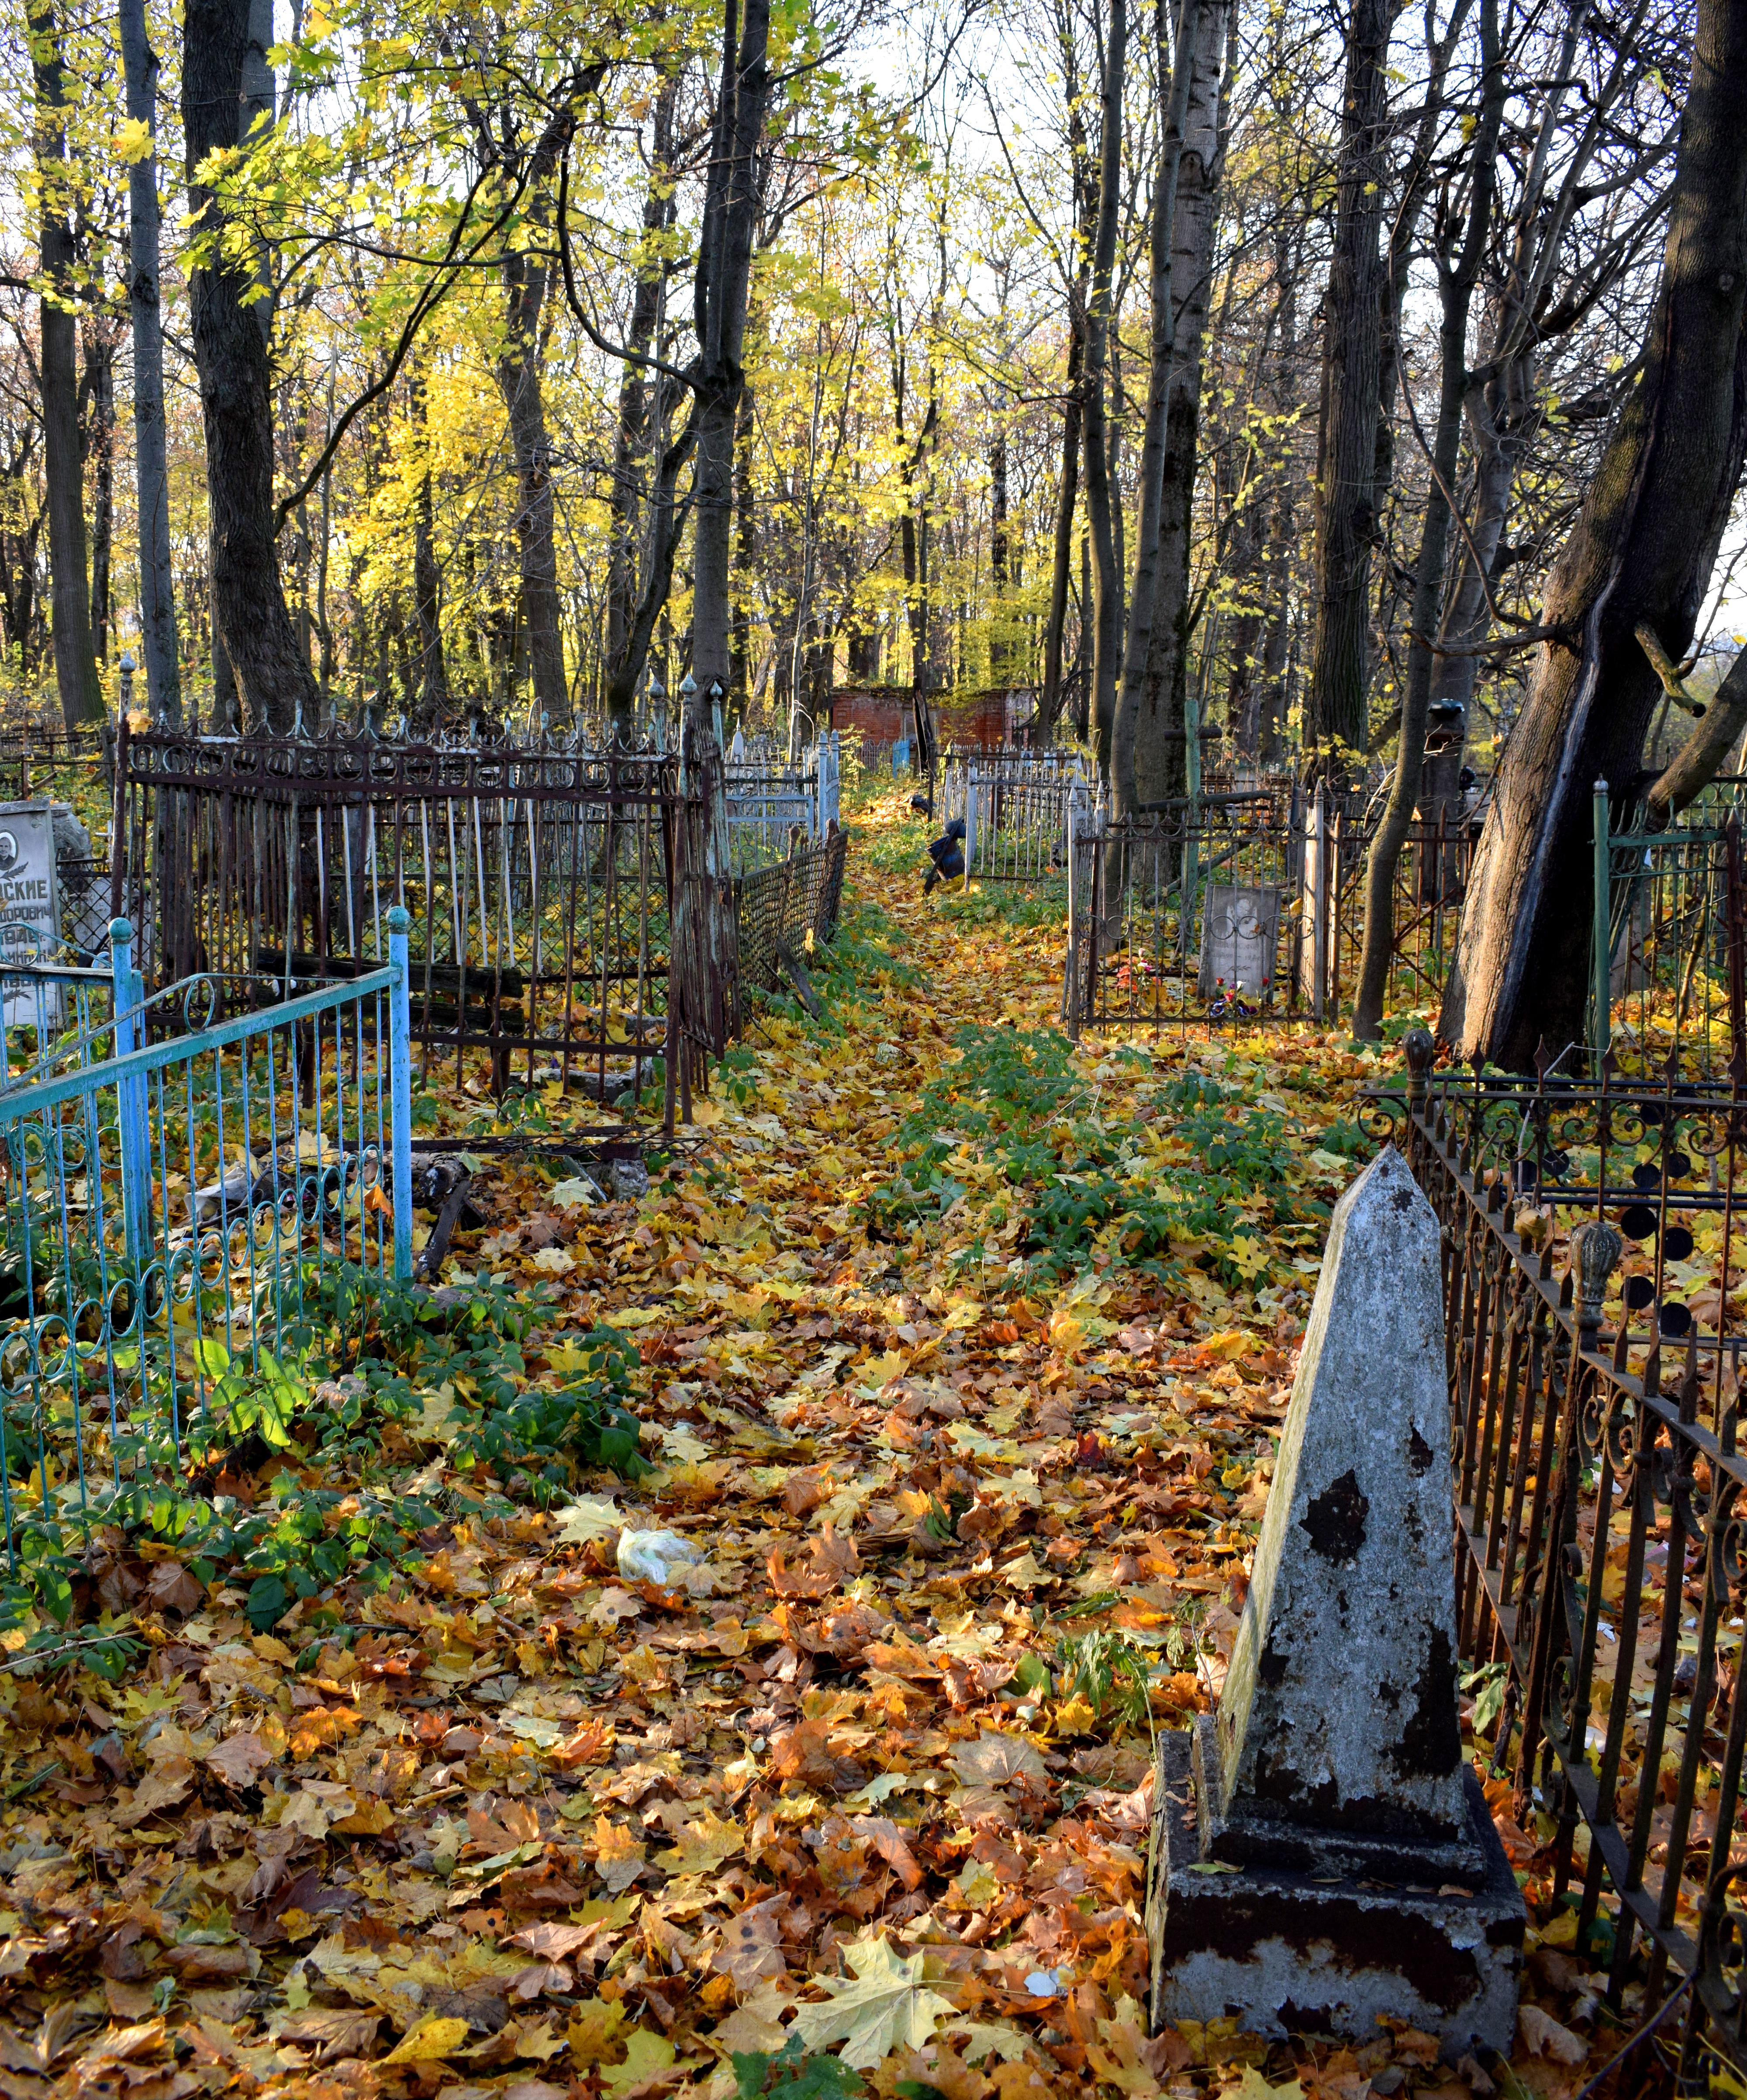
[114,728,684,1105]
[1375,1038,1747,2086]
[1062,789,1482,1038]
[109,728,851,1119]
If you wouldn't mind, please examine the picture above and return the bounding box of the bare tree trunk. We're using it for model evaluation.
[1354,0,1502,1038]
[29,0,104,732]
[729,383,755,718]
[411,374,449,720]
[1302,0,1396,775]
[989,419,1009,682]
[605,76,678,739]
[120,0,180,724]
[1441,0,1747,1067]
[498,250,566,723]
[83,324,114,665]
[1081,0,1127,780]
[1039,345,1084,738]
[183,0,319,734]
[1122,0,1230,812]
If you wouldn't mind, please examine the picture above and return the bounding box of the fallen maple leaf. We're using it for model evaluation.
[790,1936,956,2069]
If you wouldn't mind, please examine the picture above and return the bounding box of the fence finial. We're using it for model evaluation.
[1569,1216,1623,1333]
[1403,1025,1435,1107]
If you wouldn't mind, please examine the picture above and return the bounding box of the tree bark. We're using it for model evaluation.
[1123,0,1231,811]
[119,0,181,724]
[1353,0,1502,1038]
[183,0,319,734]
[688,0,771,704]
[411,373,449,720]
[989,419,1009,681]
[29,0,104,732]
[604,77,679,740]
[1081,0,1127,779]
[1302,0,1396,774]
[83,322,114,665]
[1440,0,1747,1068]
[497,241,567,723]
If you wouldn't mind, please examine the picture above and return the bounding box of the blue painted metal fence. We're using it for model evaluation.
[0,907,413,1577]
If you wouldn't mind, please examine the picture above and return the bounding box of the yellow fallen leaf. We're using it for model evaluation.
[598,2028,677,2093]
[383,2015,470,2063]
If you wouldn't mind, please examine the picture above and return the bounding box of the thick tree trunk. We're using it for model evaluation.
[689,0,770,702]
[1302,0,1395,774]
[1081,0,1127,780]
[1353,0,1501,1038]
[497,249,567,724]
[120,0,180,725]
[183,0,319,734]
[1125,0,1230,811]
[1440,0,1747,1068]
[29,0,104,733]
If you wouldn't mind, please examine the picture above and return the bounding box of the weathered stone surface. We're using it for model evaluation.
[1148,1734,1523,2053]
[1212,1143,1473,1873]
[1149,1145,1524,2052]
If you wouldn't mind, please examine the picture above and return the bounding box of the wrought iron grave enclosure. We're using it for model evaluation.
[1378,1040,1747,2086]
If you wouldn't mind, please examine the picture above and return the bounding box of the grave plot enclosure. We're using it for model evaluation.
[116,730,690,1100]
[112,729,850,1106]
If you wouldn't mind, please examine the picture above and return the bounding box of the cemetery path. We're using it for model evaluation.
[0,794,1606,2097]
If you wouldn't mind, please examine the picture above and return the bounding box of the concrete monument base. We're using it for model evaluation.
[1147,1730,1524,2057]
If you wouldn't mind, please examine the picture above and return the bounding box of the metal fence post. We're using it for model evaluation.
[387,905,414,1284]
[109,917,151,1264]
[1592,779,1611,1065]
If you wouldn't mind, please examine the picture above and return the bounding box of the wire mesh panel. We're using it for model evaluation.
[733,827,849,997]
[0,922,410,1590]
[118,730,684,1102]
[1595,816,1744,1081]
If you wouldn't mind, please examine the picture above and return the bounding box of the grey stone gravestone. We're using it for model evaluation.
[1147,1145,1523,2054]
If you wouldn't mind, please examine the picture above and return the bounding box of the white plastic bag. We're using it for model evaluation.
[617,1528,704,1586]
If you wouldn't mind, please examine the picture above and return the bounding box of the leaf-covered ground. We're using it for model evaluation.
[0,794,1643,2100]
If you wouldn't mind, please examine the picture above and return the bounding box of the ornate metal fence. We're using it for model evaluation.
[1381,1038,1747,2086]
